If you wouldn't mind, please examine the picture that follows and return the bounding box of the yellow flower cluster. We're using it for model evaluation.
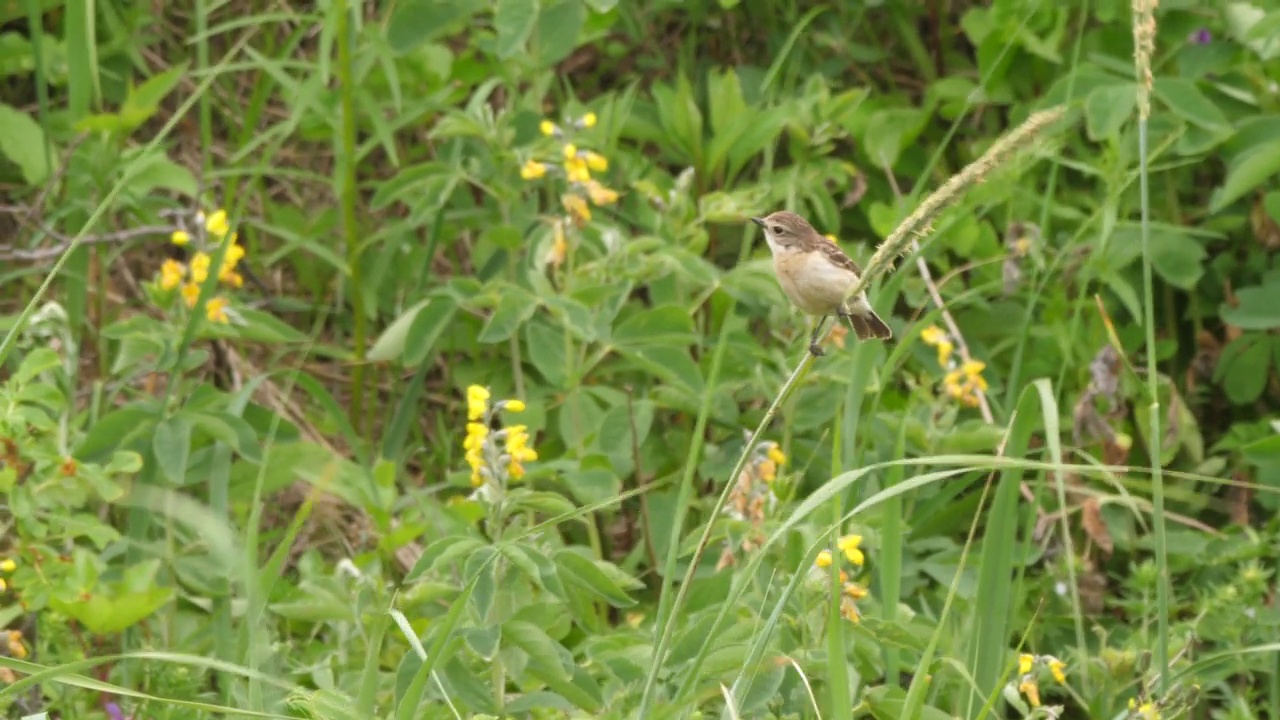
[157,208,246,324]
[462,385,537,490]
[1015,652,1067,708]
[813,534,869,623]
[920,325,989,408]
[521,111,620,230]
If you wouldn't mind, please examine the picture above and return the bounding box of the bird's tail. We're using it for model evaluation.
[845,310,893,341]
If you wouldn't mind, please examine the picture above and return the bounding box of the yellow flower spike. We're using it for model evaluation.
[467,385,490,421]
[170,229,191,246]
[580,112,597,128]
[205,209,230,238]
[585,181,619,206]
[181,282,201,308]
[520,159,548,180]
[189,252,211,284]
[583,151,608,172]
[1047,658,1066,684]
[159,259,186,291]
[767,445,787,466]
[0,559,14,573]
[1018,653,1035,675]
[814,550,833,568]
[562,193,592,224]
[505,399,526,413]
[205,297,230,324]
[837,534,864,566]
[539,120,557,136]
[562,143,578,160]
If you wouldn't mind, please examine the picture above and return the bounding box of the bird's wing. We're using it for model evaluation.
[817,239,863,276]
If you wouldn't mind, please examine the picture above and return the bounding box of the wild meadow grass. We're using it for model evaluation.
[0,2,1277,719]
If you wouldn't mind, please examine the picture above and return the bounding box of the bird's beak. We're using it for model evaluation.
[750,217,765,228]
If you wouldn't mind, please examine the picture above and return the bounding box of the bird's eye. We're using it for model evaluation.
[772,225,784,234]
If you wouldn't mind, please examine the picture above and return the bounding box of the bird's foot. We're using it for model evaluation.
[808,341,825,357]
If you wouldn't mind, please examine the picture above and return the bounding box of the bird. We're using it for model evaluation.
[751,211,892,357]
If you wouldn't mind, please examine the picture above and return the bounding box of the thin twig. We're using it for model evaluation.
[0,224,175,262]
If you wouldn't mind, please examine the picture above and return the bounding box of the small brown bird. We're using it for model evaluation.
[752,211,892,356]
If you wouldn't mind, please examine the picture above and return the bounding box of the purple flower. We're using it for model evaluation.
[105,702,128,720]
[1188,28,1212,45]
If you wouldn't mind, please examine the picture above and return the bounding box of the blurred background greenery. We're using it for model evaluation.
[1,0,1279,718]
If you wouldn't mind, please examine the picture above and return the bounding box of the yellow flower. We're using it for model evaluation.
[521,159,548,180]
[942,359,989,408]
[0,579,6,592]
[159,259,185,290]
[505,399,526,413]
[814,550,833,568]
[840,594,861,623]
[170,229,191,246]
[767,445,787,466]
[539,120,557,136]
[1130,700,1160,719]
[563,193,591,224]
[1018,678,1041,707]
[837,534,864,566]
[758,459,777,483]
[505,424,537,480]
[920,325,946,345]
[823,233,839,244]
[580,112,597,128]
[583,151,608,172]
[564,156,591,183]
[219,242,246,287]
[1047,658,1066,684]
[549,219,568,267]
[585,181,619,206]
[1018,653,1035,675]
[205,209,229,238]
[0,559,15,573]
[181,282,201,308]
[1013,236,1032,256]
[464,421,489,486]
[205,296,230,324]
[936,338,954,367]
[189,252,211,284]
[843,582,868,599]
[562,143,578,160]
[7,632,25,659]
[467,385,490,421]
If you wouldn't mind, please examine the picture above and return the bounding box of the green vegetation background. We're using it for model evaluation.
[1,0,1279,718]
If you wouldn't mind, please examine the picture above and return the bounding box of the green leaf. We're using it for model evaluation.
[494,0,539,59]
[1214,336,1272,404]
[76,407,157,463]
[405,535,486,581]
[504,621,570,681]
[465,546,499,621]
[1220,282,1280,330]
[368,298,431,363]
[386,0,478,53]
[613,305,696,347]
[1210,139,1280,213]
[553,549,637,607]
[1148,228,1206,289]
[1084,83,1137,140]
[404,297,458,365]
[524,320,568,385]
[1155,77,1232,131]
[534,0,584,68]
[152,415,193,483]
[478,286,539,343]
[0,102,50,184]
[618,346,703,394]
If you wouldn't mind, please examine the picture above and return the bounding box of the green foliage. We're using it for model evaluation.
[1,1,1280,719]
